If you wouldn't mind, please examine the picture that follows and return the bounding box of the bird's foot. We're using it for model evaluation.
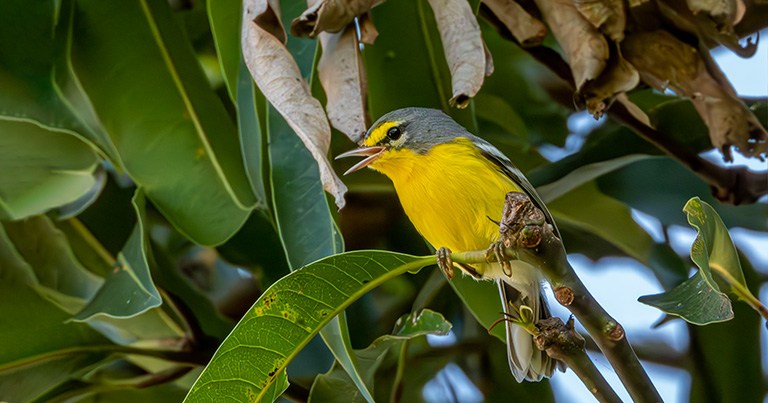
[485,241,515,278]
[435,247,454,280]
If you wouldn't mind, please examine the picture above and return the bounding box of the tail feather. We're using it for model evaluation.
[498,280,562,382]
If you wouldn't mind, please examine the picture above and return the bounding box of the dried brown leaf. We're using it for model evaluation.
[616,93,652,128]
[686,0,738,25]
[291,0,380,38]
[623,30,767,161]
[427,0,488,108]
[482,0,547,47]
[318,25,368,143]
[243,0,348,208]
[579,46,639,118]
[534,0,609,90]
[658,1,757,57]
[573,0,626,41]
[358,12,379,44]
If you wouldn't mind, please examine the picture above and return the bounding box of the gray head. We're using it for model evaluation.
[336,107,474,174]
[361,107,473,153]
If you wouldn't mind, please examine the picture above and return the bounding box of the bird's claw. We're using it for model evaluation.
[485,241,514,278]
[435,247,454,280]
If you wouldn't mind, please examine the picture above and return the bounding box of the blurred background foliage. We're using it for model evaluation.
[0,0,766,401]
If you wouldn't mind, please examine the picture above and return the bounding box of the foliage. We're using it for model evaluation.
[0,0,766,402]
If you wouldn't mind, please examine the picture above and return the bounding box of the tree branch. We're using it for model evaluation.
[452,192,662,402]
[521,44,768,205]
[536,316,622,403]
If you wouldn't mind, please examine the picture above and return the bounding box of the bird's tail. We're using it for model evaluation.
[498,280,561,382]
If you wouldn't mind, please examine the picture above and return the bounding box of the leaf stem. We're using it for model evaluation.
[389,340,408,403]
[710,263,768,321]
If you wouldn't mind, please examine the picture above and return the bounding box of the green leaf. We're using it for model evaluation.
[548,182,688,286]
[537,154,653,203]
[183,251,434,403]
[70,0,255,245]
[598,158,768,230]
[73,190,162,321]
[639,197,753,325]
[449,276,506,341]
[0,0,97,145]
[309,309,452,403]
[206,0,241,101]
[0,225,112,402]
[0,120,98,220]
[684,197,747,290]
[269,104,371,401]
[638,273,733,325]
[1,215,103,304]
[687,253,764,403]
[237,62,268,205]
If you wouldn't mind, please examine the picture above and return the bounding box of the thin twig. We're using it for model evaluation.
[536,317,621,403]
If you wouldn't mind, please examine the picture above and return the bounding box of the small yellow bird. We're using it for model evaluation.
[338,107,560,382]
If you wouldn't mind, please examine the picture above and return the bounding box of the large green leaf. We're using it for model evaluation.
[265,4,373,399]
[73,190,162,321]
[549,182,688,286]
[0,0,97,143]
[309,309,452,402]
[207,0,268,205]
[69,0,254,245]
[598,158,768,230]
[687,254,764,403]
[183,251,434,402]
[1,215,102,304]
[0,120,98,220]
[0,224,113,402]
[206,0,241,102]
[639,197,756,325]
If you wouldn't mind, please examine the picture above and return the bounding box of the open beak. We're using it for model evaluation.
[336,146,386,175]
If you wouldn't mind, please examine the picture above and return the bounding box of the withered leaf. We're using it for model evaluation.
[534,0,609,90]
[291,0,380,38]
[243,0,348,207]
[579,45,639,118]
[658,1,756,58]
[358,12,379,45]
[573,0,626,41]
[686,0,741,26]
[482,0,547,47]
[427,0,489,108]
[623,30,767,161]
[318,24,368,143]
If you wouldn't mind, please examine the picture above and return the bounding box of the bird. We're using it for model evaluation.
[337,107,561,382]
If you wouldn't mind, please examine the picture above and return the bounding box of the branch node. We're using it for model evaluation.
[604,321,625,341]
[555,287,575,306]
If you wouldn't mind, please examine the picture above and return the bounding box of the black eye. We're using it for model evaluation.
[387,126,402,141]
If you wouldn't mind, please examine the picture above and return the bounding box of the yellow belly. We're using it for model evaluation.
[370,138,521,254]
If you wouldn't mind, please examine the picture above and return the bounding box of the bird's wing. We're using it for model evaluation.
[471,136,561,237]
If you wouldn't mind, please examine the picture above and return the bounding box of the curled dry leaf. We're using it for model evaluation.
[658,0,756,58]
[534,0,609,90]
[482,0,547,47]
[579,45,639,118]
[686,0,743,26]
[291,0,380,38]
[427,0,488,108]
[242,0,348,207]
[623,30,767,161]
[318,25,368,143]
[573,0,626,41]
[358,12,379,45]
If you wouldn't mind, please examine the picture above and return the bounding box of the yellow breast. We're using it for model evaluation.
[369,137,521,253]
